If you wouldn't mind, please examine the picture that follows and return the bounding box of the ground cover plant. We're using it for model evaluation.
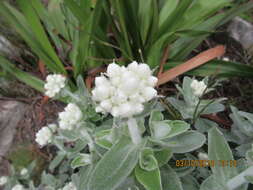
[0,0,253,190]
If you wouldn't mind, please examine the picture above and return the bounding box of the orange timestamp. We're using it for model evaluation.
[176,160,237,167]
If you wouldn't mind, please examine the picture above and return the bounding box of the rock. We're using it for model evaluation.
[228,17,253,54]
[0,101,27,160]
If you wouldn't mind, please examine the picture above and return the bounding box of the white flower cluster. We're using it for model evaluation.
[190,79,207,97]
[12,184,24,190]
[35,126,53,146]
[0,176,7,186]
[59,103,82,130]
[62,182,77,190]
[92,62,158,118]
[44,74,66,98]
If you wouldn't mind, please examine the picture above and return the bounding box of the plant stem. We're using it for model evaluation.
[127,117,142,144]
[226,166,253,190]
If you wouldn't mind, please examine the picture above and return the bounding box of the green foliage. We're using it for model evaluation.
[3,74,253,190]
[1,0,253,190]
[0,0,252,91]
[87,136,141,190]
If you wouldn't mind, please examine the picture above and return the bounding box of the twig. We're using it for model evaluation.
[157,45,226,86]
[158,45,170,78]
[38,60,46,78]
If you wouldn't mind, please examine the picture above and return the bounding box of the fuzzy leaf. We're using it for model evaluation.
[87,136,141,190]
[161,165,183,190]
[160,131,206,153]
[135,164,162,190]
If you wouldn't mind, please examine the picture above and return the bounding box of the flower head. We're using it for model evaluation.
[58,103,82,130]
[0,176,8,186]
[44,74,66,98]
[62,182,76,190]
[35,126,53,146]
[190,79,207,97]
[20,168,28,176]
[12,184,24,190]
[92,61,157,118]
[48,123,57,133]
[198,152,209,160]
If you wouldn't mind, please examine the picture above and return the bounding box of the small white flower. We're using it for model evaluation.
[198,152,209,160]
[107,63,122,78]
[59,103,82,130]
[62,182,77,190]
[35,127,53,146]
[20,168,28,176]
[44,74,66,98]
[222,57,230,61]
[92,61,158,118]
[12,184,24,190]
[190,79,207,97]
[142,87,157,101]
[48,123,57,133]
[0,176,8,186]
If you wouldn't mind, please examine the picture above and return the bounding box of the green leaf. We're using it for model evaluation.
[138,0,153,44]
[164,60,253,78]
[200,175,225,190]
[49,152,66,171]
[208,127,238,186]
[47,0,69,39]
[218,2,253,27]
[175,29,213,37]
[108,0,133,59]
[170,13,224,60]
[95,129,113,149]
[181,175,200,190]
[63,0,94,76]
[135,163,162,190]
[154,148,172,167]
[63,0,86,24]
[17,0,66,74]
[71,154,92,169]
[182,0,229,29]
[149,110,164,126]
[76,75,89,97]
[160,165,183,190]
[150,120,190,140]
[0,56,44,92]
[115,177,141,190]
[159,0,179,27]
[139,148,158,171]
[0,2,65,73]
[159,131,206,153]
[78,166,94,190]
[158,0,192,37]
[245,175,253,184]
[41,172,58,187]
[87,136,141,190]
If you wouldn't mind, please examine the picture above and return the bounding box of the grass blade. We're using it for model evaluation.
[17,0,66,74]
[165,60,253,78]
[0,56,44,92]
